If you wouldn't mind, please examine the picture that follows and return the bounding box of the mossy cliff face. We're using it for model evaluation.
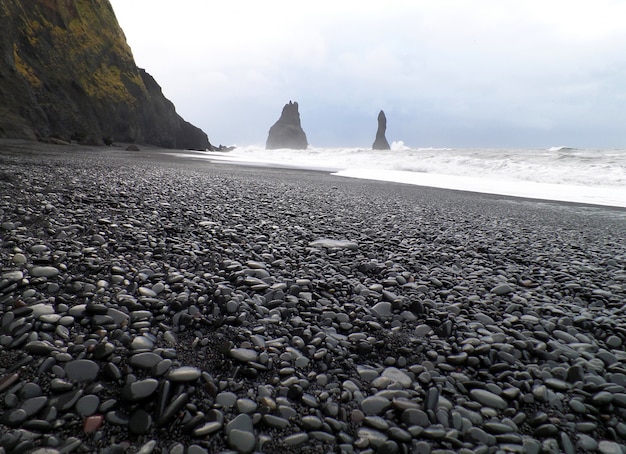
[0,0,211,149]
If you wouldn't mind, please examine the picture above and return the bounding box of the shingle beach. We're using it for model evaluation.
[1,141,626,454]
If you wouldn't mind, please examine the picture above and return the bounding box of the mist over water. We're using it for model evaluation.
[187,144,626,208]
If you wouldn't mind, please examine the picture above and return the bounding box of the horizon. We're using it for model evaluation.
[110,1,626,149]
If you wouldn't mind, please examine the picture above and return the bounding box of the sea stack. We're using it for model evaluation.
[266,101,308,150]
[0,0,211,149]
[372,110,391,150]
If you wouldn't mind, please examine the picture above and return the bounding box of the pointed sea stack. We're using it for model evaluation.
[266,101,308,150]
[372,110,391,150]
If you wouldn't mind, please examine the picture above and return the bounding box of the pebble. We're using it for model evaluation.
[0,148,625,454]
[491,283,513,295]
[65,360,99,382]
[229,348,258,363]
[309,239,358,250]
[30,266,60,278]
[122,379,159,401]
[469,389,508,410]
[166,366,201,382]
[361,396,391,415]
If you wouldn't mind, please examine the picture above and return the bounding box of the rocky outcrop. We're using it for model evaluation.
[0,0,212,149]
[266,101,308,150]
[372,110,391,150]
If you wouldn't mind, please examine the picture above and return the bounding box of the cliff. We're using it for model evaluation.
[0,0,211,149]
[266,101,308,150]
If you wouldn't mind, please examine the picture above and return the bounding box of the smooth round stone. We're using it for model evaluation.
[166,366,201,382]
[39,314,61,324]
[422,426,446,439]
[283,433,309,446]
[609,373,626,387]
[76,395,100,417]
[50,378,73,392]
[93,342,115,360]
[227,414,253,433]
[483,422,515,434]
[491,284,513,295]
[138,287,157,297]
[229,348,258,363]
[3,270,24,281]
[371,302,393,318]
[193,421,222,436]
[592,391,614,405]
[534,424,558,437]
[129,409,152,435]
[30,266,60,278]
[468,427,493,444]
[415,325,433,337]
[401,408,429,427]
[137,441,158,454]
[216,391,238,408]
[31,304,55,317]
[361,396,391,415]
[24,341,56,355]
[577,434,598,451]
[381,367,412,388]
[129,352,162,369]
[365,416,390,431]
[65,360,99,382]
[309,239,358,250]
[21,396,48,417]
[569,399,587,414]
[83,414,104,433]
[228,429,256,454]
[598,441,622,454]
[122,379,159,401]
[151,359,172,377]
[236,398,258,414]
[469,389,508,410]
[91,234,106,245]
[357,427,388,448]
[447,352,468,365]
[5,408,28,427]
[12,254,27,265]
[545,378,570,391]
[301,415,323,430]
[130,336,154,351]
[263,414,290,429]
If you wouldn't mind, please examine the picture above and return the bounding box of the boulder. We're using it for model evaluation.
[266,101,308,150]
[0,0,212,150]
[372,110,391,150]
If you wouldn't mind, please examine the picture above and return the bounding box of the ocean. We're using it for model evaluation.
[178,144,626,208]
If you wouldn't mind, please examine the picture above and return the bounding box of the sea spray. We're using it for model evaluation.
[179,146,626,207]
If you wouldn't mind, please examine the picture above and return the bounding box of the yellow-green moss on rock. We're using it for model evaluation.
[0,0,211,149]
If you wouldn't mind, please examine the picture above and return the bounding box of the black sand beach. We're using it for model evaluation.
[1,140,625,454]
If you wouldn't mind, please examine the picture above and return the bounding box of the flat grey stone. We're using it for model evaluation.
[469,389,508,410]
[309,239,358,250]
[229,348,258,363]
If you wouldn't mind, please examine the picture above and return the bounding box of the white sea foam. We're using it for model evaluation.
[179,145,626,208]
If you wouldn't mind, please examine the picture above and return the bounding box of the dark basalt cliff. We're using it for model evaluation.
[266,101,308,150]
[0,0,211,149]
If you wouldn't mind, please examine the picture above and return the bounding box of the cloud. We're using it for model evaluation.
[110,0,626,147]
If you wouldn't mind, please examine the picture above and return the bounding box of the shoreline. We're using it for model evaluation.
[3,139,625,212]
[1,140,626,453]
[174,147,626,211]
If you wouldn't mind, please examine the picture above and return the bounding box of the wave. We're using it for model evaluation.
[548,146,577,152]
[182,146,626,207]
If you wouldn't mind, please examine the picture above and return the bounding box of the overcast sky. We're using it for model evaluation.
[109,1,626,149]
